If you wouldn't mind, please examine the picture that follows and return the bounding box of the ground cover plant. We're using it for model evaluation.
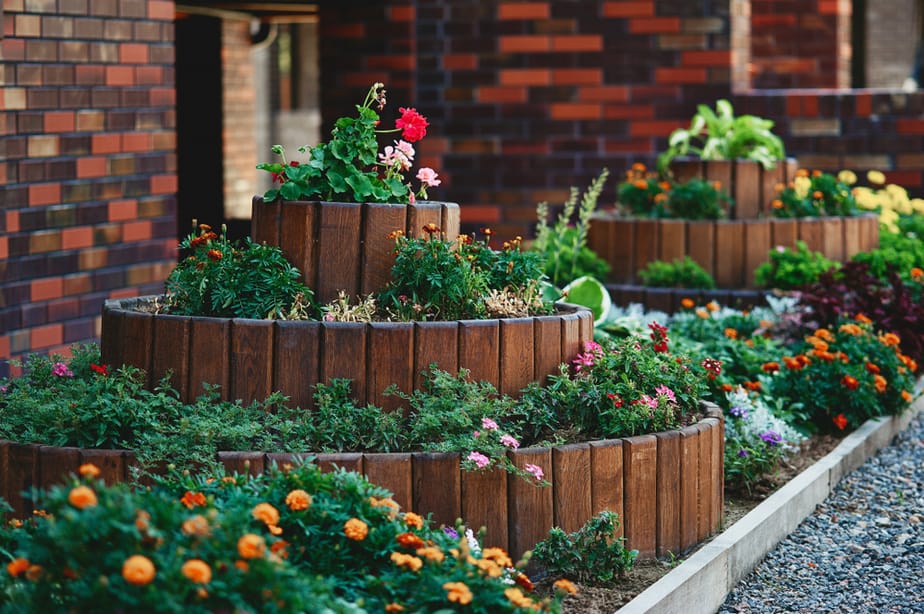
[615,163,729,220]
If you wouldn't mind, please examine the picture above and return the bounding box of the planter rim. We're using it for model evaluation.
[253,197,461,208]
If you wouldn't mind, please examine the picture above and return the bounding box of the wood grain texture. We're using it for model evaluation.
[714,220,745,288]
[685,221,716,278]
[679,424,701,551]
[230,319,274,406]
[279,201,318,290]
[361,203,405,295]
[744,219,771,288]
[458,320,500,389]
[273,321,321,411]
[733,159,761,219]
[412,452,461,528]
[218,451,265,477]
[655,431,681,557]
[462,465,509,550]
[499,318,534,397]
[507,447,553,559]
[413,322,458,391]
[366,322,414,413]
[622,434,658,558]
[316,202,362,303]
[364,452,413,512]
[658,219,687,264]
[188,316,230,400]
[152,314,190,403]
[533,315,563,385]
[552,443,592,534]
[320,322,367,405]
[589,439,624,540]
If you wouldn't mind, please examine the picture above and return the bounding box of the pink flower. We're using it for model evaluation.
[52,362,73,378]
[654,385,675,403]
[481,417,499,431]
[640,395,659,409]
[524,463,544,481]
[379,140,415,171]
[416,167,441,187]
[500,434,519,449]
[467,451,490,469]
[572,352,596,372]
[396,107,429,142]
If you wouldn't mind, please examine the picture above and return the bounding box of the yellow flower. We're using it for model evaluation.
[122,555,156,586]
[181,559,212,584]
[285,489,312,511]
[237,533,266,559]
[866,169,886,184]
[837,169,857,185]
[444,581,473,605]
[344,518,369,541]
[68,485,98,510]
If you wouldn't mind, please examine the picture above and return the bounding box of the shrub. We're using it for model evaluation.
[531,512,637,585]
[665,177,727,220]
[849,169,924,232]
[1,462,566,612]
[769,169,858,218]
[754,241,839,290]
[764,318,917,433]
[638,256,716,289]
[532,169,612,287]
[164,223,317,320]
[616,165,729,220]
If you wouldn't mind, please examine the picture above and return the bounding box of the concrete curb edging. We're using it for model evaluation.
[617,387,924,614]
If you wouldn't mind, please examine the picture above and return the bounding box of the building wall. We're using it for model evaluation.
[865,0,921,88]
[1,0,178,377]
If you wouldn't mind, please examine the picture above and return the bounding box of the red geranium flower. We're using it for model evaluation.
[832,413,848,430]
[396,107,429,142]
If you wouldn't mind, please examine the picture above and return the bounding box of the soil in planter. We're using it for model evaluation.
[537,432,842,613]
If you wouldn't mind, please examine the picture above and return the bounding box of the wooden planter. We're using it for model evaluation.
[250,198,461,305]
[0,403,723,560]
[100,298,594,410]
[668,157,799,219]
[588,214,880,288]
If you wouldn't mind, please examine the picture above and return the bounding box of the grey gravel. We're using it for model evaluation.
[719,411,924,614]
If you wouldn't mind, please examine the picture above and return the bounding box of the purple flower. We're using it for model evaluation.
[443,526,459,539]
[737,449,749,458]
[759,430,782,447]
[728,406,749,420]
[524,463,544,481]
[467,451,491,469]
[52,362,73,378]
[500,434,519,449]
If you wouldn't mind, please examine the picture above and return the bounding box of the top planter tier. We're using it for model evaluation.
[669,157,799,219]
[251,197,461,305]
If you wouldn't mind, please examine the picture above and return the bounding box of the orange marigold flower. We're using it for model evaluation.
[841,375,859,390]
[237,533,266,559]
[695,308,709,319]
[812,350,836,363]
[78,463,100,478]
[814,329,834,341]
[396,532,425,550]
[743,381,762,392]
[812,190,823,200]
[910,267,923,280]
[181,559,212,584]
[481,547,514,568]
[680,298,695,309]
[553,578,579,594]
[874,374,888,393]
[902,390,913,402]
[720,383,734,392]
[385,604,406,613]
[633,179,648,190]
[806,337,829,352]
[122,555,156,586]
[270,539,289,559]
[474,557,504,578]
[390,552,423,572]
[180,491,206,509]
[879,332,901,347]
[854,313,873,324]
[68,485,98,510]
[865,362,881,374]
[771,199,783,209]
[135,510,151,533]
[762,362,780,373]
[504,587,536,608]
[25,565,43,582]
[417,546,445,563]
[7,558,29,577]
[632,162,647,172]
[706,300,720,312]
[206,249,222,261]
[285,489,311,511]
[344,518,369,541]
[182,514,211,537]
[234,560,249,572]
[252,503,280,527]
[839,323,862,336]
[422,223,441,235]
[833,414,848,430]
[444,581,473,605]
[724,328,738,340]
[403,512,424,529]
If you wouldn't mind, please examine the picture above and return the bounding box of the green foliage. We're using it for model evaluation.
[1,462,564,612]
[754,241,839,290]
[657,99,786,173]
[164,223,316,320]
[532,169,612,287]
[257,83,439,204]
[770,169,859,218]
[638,256,716,289]
[531,512,638,584]
[852,213,924,297]
[766,319,917,434]
[378,229,550,321]
[616,165,728,220]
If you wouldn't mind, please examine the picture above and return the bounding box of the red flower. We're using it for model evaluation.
[840,375,859,390]
[90,364,109,376]
[832,414,848,430]
[648,322,669,353]
[396,107,429,142]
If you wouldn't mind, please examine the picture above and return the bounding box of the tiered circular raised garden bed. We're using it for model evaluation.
[0,402,723,560]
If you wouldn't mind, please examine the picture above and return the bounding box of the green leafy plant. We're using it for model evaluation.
[257,83,441,204]
[638,256,716,289]
[769,169,858,218]
[164,222,316,320]
[616,163,729,220]
[657,99,786,174]
[532,169,611,287]
[531,512,638,584]
[377,227,549,321]
[754,241,839,290]
[1,462,567,612]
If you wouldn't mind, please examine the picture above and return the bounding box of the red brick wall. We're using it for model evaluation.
[1,0,178,377]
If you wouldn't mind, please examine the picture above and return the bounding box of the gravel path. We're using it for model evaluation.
[719,410,924,614]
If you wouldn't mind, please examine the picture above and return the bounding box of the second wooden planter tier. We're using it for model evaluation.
[100,298,594,411]
[251,198,461,305]
[1,404,723,560]
[588,214,880,288]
